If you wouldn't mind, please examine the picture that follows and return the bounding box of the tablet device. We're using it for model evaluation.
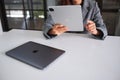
[6,41,65,70]
[48,5,84,31]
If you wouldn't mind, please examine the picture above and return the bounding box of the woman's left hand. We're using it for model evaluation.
[85,20,99,35]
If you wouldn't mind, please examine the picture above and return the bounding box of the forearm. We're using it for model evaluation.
[95,25,108,40]
[92,2,108,40]
[43,14,56,39]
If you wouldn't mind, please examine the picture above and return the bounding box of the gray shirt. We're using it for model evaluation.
[43,0,108,40]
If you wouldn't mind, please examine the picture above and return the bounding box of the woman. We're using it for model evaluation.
[43,0,107,40]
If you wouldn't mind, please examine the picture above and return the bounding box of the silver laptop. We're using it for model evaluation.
[6,41,65,70]
[48,5,84,31]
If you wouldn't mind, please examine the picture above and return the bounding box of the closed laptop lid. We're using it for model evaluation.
[6,41,65,70]
[48,5,84,31]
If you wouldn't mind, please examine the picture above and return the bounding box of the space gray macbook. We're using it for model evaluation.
[6,41,65,70]
[48,5,84,31]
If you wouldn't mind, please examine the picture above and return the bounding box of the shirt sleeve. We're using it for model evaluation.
[42,13,57,39]
[91,2,108,40]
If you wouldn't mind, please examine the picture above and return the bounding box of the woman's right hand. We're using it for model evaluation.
[49,24,68,35]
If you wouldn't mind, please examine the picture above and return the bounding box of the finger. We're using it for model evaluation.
[86,23,96,30]
[55,23,64,27]
[87,20,95,27]
[88,27,96,33]
[87,20,94,24]
[52,25,63,31]
[88,26,98,34]
[58,27,68,34]
[61,28,68,32]
[86,25,95,33]
[88,22,95,27]
[58,27,68,32]
[88,25,95,30]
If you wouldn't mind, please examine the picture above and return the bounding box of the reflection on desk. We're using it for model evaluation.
[0,29,120,80]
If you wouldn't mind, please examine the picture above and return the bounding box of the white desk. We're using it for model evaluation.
[0,29,120,80]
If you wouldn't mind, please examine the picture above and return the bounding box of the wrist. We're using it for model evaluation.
[94,30,100,35]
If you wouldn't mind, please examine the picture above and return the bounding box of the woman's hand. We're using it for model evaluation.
[49,24,68,35]
[85,20,100,35]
